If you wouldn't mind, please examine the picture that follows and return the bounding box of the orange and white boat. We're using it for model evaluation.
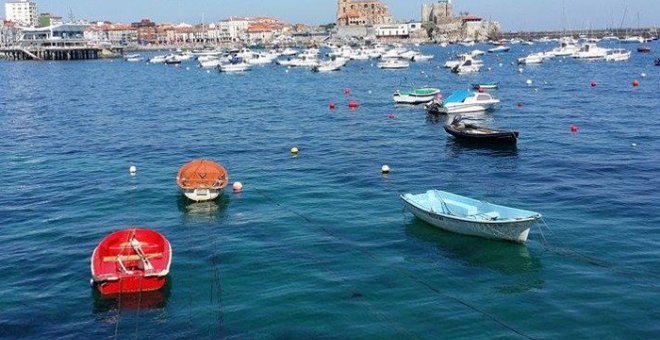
[176,159,229,202]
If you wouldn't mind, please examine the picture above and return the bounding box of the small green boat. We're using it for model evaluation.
[393,88,441,104]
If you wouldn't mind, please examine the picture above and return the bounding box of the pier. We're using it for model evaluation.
[0,46,102,60]
[500,27,658,40]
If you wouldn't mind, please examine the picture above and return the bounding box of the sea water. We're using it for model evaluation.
[0,42,658,338]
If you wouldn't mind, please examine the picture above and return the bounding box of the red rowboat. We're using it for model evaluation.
[91,228,172,295]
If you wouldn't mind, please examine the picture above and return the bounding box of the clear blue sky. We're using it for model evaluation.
[14,0,660,31]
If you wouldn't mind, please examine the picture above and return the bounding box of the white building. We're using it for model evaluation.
[4,0,37,27]
[219,17,249,42]
[375,22,422,39]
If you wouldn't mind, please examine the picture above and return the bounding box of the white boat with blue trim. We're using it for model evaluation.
[401,190,542,243]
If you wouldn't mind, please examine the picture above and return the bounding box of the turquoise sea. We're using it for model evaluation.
[1,42,659,339]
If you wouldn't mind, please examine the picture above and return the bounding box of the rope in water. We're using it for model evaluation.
[538,218,658,288]
[253,187,536,340]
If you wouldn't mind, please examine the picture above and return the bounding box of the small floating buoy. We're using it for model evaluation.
[487,67,492,71]
[632,80,640,87]
[388,113,396,119]
[381,165,390,174]
[186,67,190,70]
[526,79,532,86]
[344,88,351,96]
[518,67,524,73]
[517,102,524,108]
[285,69,289,73]
[631,143,637,147]
[232,181,243,193]
[641,73,646,78]
[571,125,578,133]
[129,165,137,176]
[329,102,336,110]
[206,70,210,74]
[348,100,359,109]
[499,63,503,67]
[368,90,372,94]
[290,147,299,155]
[590,80,597,87]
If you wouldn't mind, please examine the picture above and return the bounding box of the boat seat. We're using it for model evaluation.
[426,191,478,216]
[103,253,163,262]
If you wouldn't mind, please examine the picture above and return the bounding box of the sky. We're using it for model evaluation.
[11,0,660,31]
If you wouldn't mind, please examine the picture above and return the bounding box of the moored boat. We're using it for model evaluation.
[176,159,229,202]
[430,90,499,114]
[91,228,172,295]
[444,115,518,145]
[219,58,251,72]
[655,58,660,66]
[604,49,631,61]
[637,46,651,53]
[472,82,499,90]
[488,45,510,53]
[125,54,144,62]
[393,88,441,104]
[377,58,410,69]
[401,190,542,243]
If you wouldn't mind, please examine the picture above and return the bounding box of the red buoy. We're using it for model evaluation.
[344,88,351,96]
[517,102,524,108]
[632,80,640,87]
[388,113,396,119]
[571,125,578,133]
[590,80,597,87]
[348,100,359,109]
[329,102,336,110]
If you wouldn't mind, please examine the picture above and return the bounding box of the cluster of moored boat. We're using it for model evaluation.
[91,159,229,296]
[123,44,435,73]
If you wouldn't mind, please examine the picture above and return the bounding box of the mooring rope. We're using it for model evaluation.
[253,187,536,340]
[538,218,658,288]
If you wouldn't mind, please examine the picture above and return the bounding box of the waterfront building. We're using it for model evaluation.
[4,0,37,27]
[37,12,62,27]
[336,0,394,26]
[422,0,453,25]
[132,18,156,45]
[1,19,21,46]
[219,17,250,42]
[375,22,422,39]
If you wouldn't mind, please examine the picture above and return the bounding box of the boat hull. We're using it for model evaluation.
[401,195,537,243]
[439,102,496,114]
[93,274,167,296]
[181,188,223,202]
[444,124,518,145]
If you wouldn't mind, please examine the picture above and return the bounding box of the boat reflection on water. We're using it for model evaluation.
[92,279,171,314]
[405,221,543,293]
[177,193,230,222]
[445,137,518,157]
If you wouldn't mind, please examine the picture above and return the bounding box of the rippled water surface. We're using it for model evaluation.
[1,42,659,339]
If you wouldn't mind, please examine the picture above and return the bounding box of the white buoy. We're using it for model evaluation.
[381,165,390,174]
[129,165,137,176]
[499,63,503,67]
[232,181,243,193]
[285,69,289,73]
[641,73,646,78]
[206,70,210,74]
[186,67,190,70]
[632,143,637,147]
[518,67,524,73]
[487,67,492,71]
[368,90,372,94]
[526,79,533,85]
[290,147,299,155]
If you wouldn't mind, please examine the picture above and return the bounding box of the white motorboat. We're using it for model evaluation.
[290,55,320,67]
[432,90,499,114]
[459,41,475,47]
[488,45,511,53]
[451,58,482,74]
[312,60,344,72]
[377,58,410,69]
[401,190,542,243]
[517,53,544,65]
[405,51,433,62]
[219,58,251,72]
[470,49,485,57]
[125,54,144,62]
[393,88,441,104]
[444,54,483,68]
[604,49,631,61]
[148,55,168,64]
[548,37,579,57]
[198,58,221,68]
[572,43,608,59]
[246,53,275,65]
[621,36,646,43]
